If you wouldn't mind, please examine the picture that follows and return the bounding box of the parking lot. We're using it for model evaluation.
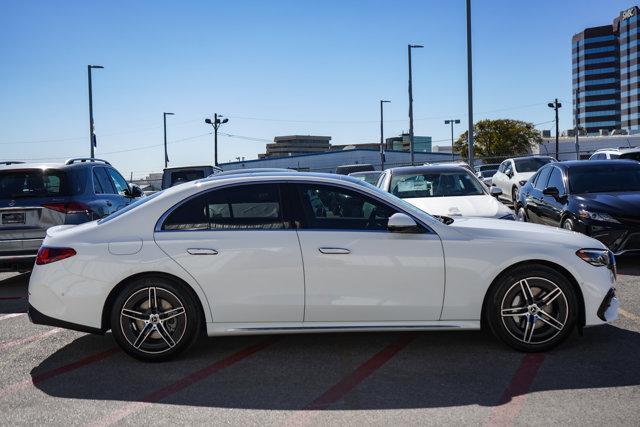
[0,256,637,426]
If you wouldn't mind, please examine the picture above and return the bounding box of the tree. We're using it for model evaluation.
[453,119,542,163]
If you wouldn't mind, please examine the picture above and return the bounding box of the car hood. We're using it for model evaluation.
[446,216,604,249]
[573,192,640,223]
[405,195,512,218]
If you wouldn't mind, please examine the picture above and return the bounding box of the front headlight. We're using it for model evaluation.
[576,249,616,276]
[499,213,516,220]
[578,210,620,224]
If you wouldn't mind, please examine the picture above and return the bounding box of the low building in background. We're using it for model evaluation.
[539,134,640,160]
[259,135,331,158]
[385,133,432,152]
[221,148,456,173]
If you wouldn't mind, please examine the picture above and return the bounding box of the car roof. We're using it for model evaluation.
[0,162,98,171]
[554,159,640,169]
[386,165,472,175]
[349,171,381,175]
[215,168,293,176]
[508,155,555,161]
[163,165,219,172]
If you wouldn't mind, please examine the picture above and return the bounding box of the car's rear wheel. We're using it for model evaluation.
[512,187,519,205]
[110,277,201,362]
[486,264,578,352]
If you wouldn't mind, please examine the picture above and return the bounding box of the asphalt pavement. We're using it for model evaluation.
[0,256,639,426]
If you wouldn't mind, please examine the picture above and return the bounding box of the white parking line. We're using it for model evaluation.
[0,313,26,321]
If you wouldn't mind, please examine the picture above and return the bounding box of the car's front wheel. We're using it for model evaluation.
[110,277,201,362]
[486,264,578,352]
[516,206,527,222]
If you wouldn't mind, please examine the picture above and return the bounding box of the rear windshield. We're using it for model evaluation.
[390,171,485,198]
[569,164,640,193]
[620,151,640,161]
[170,170,206,186]
[514,157,554,173]
[0,169,84,198]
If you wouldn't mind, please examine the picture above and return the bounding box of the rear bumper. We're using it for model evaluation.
[28,303,104,335]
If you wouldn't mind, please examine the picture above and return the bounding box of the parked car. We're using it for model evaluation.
[377,165,514,220]
[516,160,640,255]
[335,164,374,175]
[425,161,475,173]
[28,171,618,361]
[492,156,556,205]
[589,147,640,161]
[475,163,500,186]
[161,165,222,190]
[0,158,142,271]
[348,170,383,185]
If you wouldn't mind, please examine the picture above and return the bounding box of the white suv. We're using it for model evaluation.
[491,156,556,205]
[589,147,640,161]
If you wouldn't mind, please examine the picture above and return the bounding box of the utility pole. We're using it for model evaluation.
[87,65,104,158]
[466,0,474,167]
[547,99,562,158]
[574,88,580,160]
[444,119,460,161]
[163,112,174,168]
[205,114,229,166]
[380,100,390,170]
[408,44,423,166]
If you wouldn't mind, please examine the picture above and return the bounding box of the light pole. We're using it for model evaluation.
[205,114,229,166]
[163,112,174,168]
[380,100,390,169]
[444,119,460,161]
[547,99,562,158]
[465,0,474,167]
[408,44,423,166]
[87,65,104,158]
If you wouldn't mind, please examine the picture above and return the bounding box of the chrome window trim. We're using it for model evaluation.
[154,179,436,235]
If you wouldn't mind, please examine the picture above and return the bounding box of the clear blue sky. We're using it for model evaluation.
[0,0,635,178]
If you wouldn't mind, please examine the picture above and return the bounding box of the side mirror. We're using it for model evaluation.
[387,213,420,233]
[490,187,503,197]
[542,186,560,197]
[506,169,513,178]
[128,184,143,198]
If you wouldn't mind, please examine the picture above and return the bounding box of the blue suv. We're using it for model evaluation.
[0,158,142,271]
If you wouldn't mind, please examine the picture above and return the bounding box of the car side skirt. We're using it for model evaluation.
[205,321,481,336]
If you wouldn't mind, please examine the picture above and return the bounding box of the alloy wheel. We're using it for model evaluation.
[119,286,188,354]
[500,277,568,345]
[516,207,526,222]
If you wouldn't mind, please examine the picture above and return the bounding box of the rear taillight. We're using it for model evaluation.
[35,247,77,265]
[42,202,93,215]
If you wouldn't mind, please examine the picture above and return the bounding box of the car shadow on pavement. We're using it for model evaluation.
[31,325,640,410]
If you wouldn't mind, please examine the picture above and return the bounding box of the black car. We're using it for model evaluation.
[516,160,640,255]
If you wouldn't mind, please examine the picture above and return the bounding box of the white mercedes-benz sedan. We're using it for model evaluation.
[28,171,619,361]
[377,165,515,220]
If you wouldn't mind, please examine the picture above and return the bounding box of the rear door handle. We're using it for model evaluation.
[318,247,350,255]
[187,248,218,255]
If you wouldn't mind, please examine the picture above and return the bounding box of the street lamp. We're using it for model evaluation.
[444,119,461,161]
[466,0,475,167]
[547,99,562,159]
[87,65,104,158]
[163,112,174,168]
[408,44,423,166]
[205,114,229,166]
[380,100,390,169]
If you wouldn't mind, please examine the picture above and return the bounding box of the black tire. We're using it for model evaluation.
[516,206,527,222]
[512,187,519,206]
[110,276,202,362]
[485,264,578,352]
[562,217,575,231]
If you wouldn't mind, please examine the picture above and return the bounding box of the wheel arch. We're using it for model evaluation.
[480,259,586,330]
[101,271,208,334]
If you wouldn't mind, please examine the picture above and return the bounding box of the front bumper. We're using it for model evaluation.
[597,288,619,322]
[576,220,640,255]
[28,303,104,335]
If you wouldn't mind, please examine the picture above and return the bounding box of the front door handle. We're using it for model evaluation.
[187,248,218,255]
[318,247,351,255]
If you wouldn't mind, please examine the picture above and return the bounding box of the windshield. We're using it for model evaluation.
[350,172,382,185]
[479,169,498,178]
[514,157,554,173]
[569,164,640,193]
[390,171,485,198]
[0,168,84,198]
[98,191,164,224]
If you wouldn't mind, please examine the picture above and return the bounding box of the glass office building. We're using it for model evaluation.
[572,6,640,135]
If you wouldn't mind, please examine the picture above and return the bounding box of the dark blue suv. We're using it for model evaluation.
[0,158,142,271]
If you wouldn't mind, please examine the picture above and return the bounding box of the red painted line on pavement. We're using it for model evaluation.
[0,328,62,352]
[307,333,415,410]
[0,348,120,399]
[487,353,545,426]
[0,313,26,321]
[90,338,277,427]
